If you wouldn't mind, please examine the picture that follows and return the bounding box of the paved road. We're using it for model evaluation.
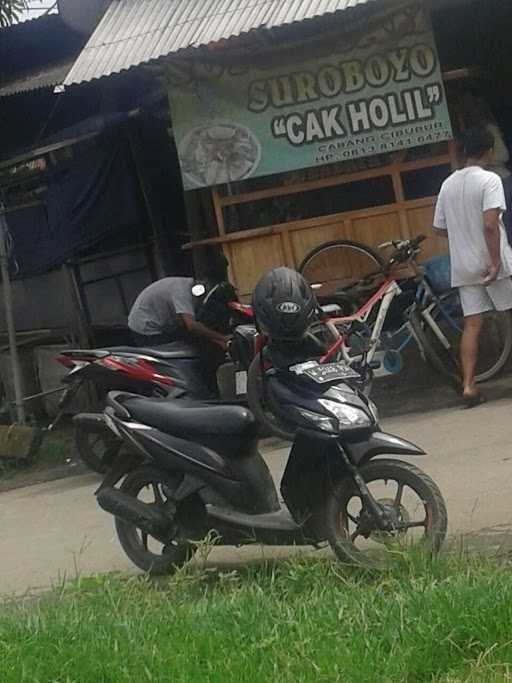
[2,399,512,597]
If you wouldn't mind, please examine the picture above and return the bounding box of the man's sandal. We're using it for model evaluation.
[462,393,487,409]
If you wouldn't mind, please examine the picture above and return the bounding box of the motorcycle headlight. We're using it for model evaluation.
[293,407,339,434]
[318,399,372,429]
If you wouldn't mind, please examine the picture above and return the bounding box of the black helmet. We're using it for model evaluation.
[192,280,237,333]
[252,267,318,341]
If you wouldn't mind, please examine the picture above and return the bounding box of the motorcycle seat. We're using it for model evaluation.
[104,342,200,359]
[112,393,257,438]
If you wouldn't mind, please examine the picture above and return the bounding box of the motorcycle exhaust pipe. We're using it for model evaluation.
[97,487,170,540]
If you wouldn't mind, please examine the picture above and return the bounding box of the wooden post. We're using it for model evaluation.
[211,189,226,236]
[184,188,220,278]
[391,152,411,241]
[64,264,92,348]
[0,200,25,424]
[127,126,166,279]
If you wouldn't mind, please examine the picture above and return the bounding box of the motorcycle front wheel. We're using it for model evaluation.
[324,459,447,569]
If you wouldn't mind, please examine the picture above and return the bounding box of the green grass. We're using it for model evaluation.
[36,428,75,464]
[1,554,512,682]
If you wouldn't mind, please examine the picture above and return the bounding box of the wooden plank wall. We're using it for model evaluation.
[185,146,456,299]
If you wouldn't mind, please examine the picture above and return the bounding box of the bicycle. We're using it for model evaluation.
[248,237,444,441]
[299,236,512,385]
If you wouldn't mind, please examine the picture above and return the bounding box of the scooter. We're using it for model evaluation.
[83,356,447,573]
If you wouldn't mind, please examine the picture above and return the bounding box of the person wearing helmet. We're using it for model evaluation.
[252,266,318,342]
[128,247,231,350]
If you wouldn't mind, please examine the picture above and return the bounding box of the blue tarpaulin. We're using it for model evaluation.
[423,254,451,293]
[6,137,145,278]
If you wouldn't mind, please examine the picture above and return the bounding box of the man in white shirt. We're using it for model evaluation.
[434,127,512,407]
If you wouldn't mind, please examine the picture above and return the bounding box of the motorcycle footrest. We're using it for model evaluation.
[206,505,299,532]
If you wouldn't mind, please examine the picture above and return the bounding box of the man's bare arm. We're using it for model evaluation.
[483,208,501,282]
[181,314,229,349]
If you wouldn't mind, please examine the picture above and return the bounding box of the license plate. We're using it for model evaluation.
[292,360,361,384]
[235,371,248,395]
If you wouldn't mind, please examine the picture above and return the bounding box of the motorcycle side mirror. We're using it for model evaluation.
[192,284,206,297]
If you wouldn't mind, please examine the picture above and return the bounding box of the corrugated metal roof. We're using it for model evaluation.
[0,60,74,98]
[63,0,376,87]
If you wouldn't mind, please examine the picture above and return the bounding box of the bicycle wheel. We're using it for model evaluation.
[413,290,512,384]
[298,240,385,308]
[409,309,460,387]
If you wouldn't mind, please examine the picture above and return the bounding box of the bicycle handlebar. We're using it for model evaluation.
[337,235,427,294]
[386,234,426,267]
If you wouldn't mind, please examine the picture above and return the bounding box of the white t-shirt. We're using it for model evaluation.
[433,166,512,287]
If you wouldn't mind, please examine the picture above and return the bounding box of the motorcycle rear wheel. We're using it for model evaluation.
[324,459,447,569]
[75,425,121,474]
[115,467,202,575]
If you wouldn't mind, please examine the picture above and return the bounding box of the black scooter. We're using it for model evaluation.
[81,357,447,573]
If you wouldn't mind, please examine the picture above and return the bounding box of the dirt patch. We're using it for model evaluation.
[0,424,86,493]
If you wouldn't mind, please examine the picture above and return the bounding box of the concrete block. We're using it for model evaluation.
[0,349,44,421]
[0,424,41,459]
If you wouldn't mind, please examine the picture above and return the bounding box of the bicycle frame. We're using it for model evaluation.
[342,265,460,364]
[415,279,462,351]
[300,233,471,384]
[323,277,403,367]
[229,277,452,373]
[319,250,457,372]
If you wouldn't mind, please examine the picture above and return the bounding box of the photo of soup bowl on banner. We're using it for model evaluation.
[179,122,262,187]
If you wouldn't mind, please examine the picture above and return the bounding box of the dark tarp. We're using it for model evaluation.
[6,138,145,278]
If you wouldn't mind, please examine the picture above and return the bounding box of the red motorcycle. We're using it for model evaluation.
[55,298,259,472]
[56,278,346,472]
